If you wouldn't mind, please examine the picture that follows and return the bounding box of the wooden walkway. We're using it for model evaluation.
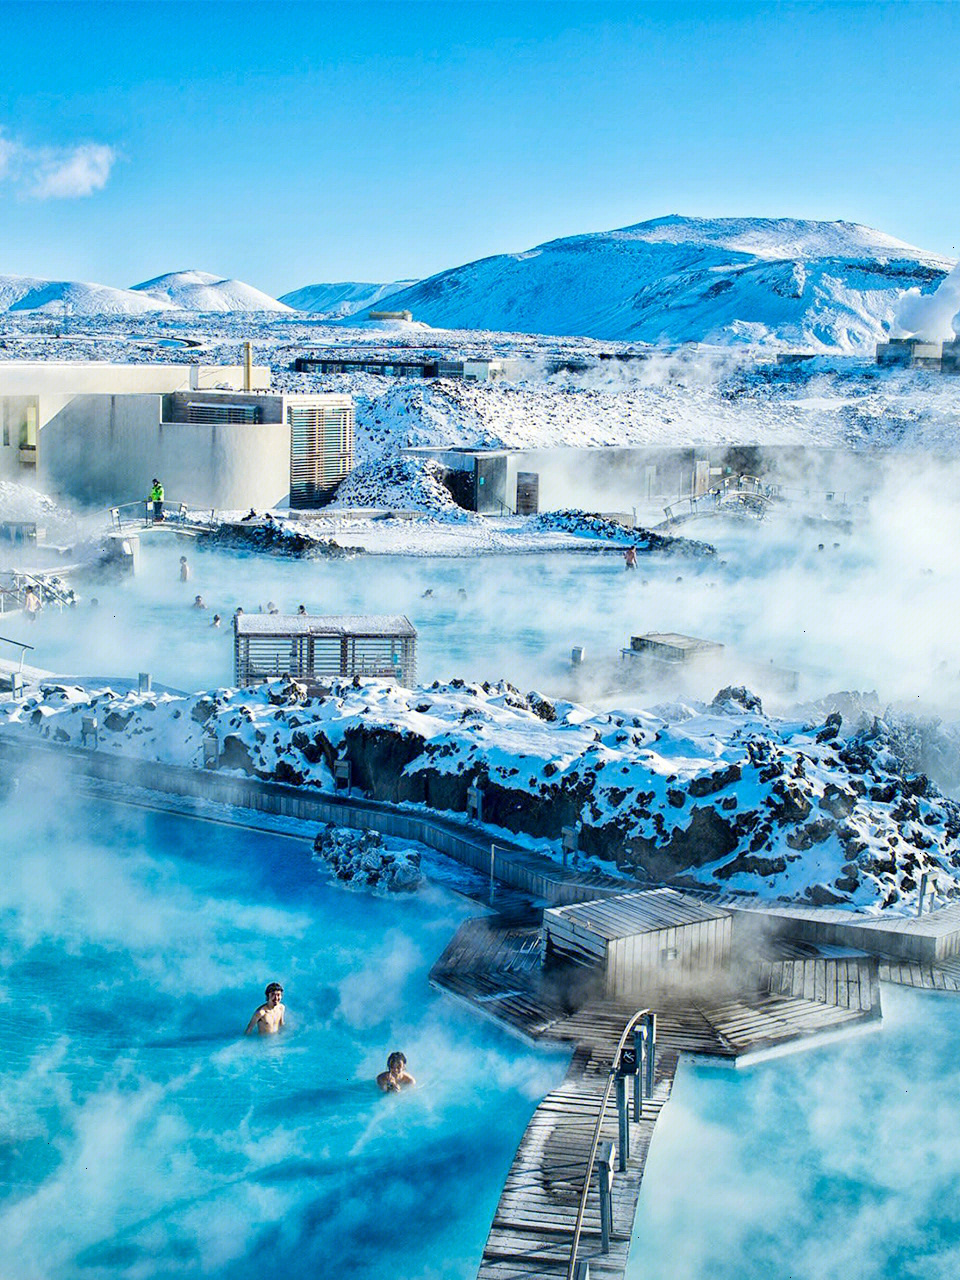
[431,919,884,1280]
[877,956,960,992]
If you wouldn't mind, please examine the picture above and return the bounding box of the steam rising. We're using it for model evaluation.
[630,985,960,1280]
[894,262,960,342]
[0,789,566,1279]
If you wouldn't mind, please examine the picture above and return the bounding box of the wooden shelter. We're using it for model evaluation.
[542,888,731,999]
[233,613,417,688]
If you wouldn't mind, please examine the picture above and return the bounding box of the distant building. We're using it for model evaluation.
[234,612,417,688]
[294,353,519,382]
[0,361,270,482]
[47,389,354,510]
[368,309,413,322]
[0,364,354,510]
[940,338,960,374]
[876,338,943,369]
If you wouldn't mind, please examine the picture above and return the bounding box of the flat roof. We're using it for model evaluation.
[634,632,723,651]
[235,613,416,638]
[546,888,730,939]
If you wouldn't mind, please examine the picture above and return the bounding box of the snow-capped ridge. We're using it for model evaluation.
[367,215,954,352]
[280,279,419,318]
[130,270,291,312]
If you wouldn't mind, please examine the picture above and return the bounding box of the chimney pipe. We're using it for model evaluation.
[244,340,252,392]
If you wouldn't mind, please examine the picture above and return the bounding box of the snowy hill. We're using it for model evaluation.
[369,216,953,351]
[130,270,291,312]
[279,279,419,317]
[0,274,174,314]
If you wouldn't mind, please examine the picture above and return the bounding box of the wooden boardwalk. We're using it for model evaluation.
[431,919,884,1280]
[877,956,960,992]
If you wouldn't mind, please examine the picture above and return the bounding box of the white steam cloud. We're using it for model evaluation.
[0,125,118,199]
[894,262,960,342]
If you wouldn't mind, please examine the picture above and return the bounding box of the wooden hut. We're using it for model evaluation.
[233,613,417,688]
[542,888,731,999]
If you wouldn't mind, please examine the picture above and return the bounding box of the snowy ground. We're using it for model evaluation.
[3,314,960,465]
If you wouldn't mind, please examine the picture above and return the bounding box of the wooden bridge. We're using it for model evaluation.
[430,916,883,1280]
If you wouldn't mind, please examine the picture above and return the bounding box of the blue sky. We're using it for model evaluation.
[1,1,958,296]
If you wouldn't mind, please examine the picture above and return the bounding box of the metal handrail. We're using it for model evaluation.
[566,1007,652,1280]
[0,633,35,673]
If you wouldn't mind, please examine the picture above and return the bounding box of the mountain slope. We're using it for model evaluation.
[369,216,953,350]
[5,277,174,314]
[131,270,291,312]
[279,279,419,317]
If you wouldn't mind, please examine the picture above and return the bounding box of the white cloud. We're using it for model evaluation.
[30,142,117,198]
[0,125,118,199]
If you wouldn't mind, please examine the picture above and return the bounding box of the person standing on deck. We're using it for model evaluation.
[150,478,164,522]
[244,982,285,1035]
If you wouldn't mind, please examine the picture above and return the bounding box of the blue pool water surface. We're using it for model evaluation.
[628,984,960,1280]
[0,791,566,1280]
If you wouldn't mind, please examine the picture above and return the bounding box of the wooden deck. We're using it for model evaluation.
[877,956,960,991]
[431,917,884,1280]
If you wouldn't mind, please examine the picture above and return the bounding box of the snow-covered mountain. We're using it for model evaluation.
[279,279,419,317]
[0,274,174,314]
[130,270,291,312]
[366,216,954,351]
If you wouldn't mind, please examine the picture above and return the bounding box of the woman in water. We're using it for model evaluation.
[377,1051,415,1092]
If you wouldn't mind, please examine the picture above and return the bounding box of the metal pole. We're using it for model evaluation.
[597,1143,613,1255]
[616,1075,628,1171]
[645,1014,657,1098]
[918,871,928,917]
[633,1027,644,1121]
[489,844,496,907]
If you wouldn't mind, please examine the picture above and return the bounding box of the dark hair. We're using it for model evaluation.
[265,982,283,997]
[387,1051,406,1071]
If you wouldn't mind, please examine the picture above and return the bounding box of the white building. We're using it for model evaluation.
[0,364,355,510]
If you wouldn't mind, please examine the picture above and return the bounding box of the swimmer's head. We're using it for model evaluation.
[387,1051,406,1073]
[265,982,283,1002]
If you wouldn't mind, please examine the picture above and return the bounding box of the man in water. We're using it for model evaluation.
[377,1051,415,1092]
[244,982,285,1035]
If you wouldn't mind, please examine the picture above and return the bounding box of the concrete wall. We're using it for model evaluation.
[0,362,270,394]
[39,393,291,508]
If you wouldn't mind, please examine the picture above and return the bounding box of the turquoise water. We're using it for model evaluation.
[629,984,960,1280]
[0,790,566,1280]
[10,509,960,709]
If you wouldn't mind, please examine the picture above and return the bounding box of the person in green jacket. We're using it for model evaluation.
[150,477,164,522]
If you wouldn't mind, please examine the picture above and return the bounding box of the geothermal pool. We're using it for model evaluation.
[0,791,566,1280]
[12,500,960,713]
[629,983,960,1280]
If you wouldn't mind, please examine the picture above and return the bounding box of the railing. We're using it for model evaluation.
[566,1008,656,1280]
[0,633,35,674]
[109,500,197,530]
[12,570,71,612]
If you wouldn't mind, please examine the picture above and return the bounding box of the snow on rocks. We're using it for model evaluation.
[312,825,423,891]
[329,455,472,518]
[194,519,354,558]
[5,677,960,913]
[534,510,716,556]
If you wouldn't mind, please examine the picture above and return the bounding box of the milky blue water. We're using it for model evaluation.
[12,505,960,711]
[629,984,960,1280]
[0,790,566,1280]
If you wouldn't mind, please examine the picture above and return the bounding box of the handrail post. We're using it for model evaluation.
[645,1013,657,1097]
[615,1075,628,1171]
[633,1026,644,1120]
[489,843,496,907]
[596,1140,614,1254]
